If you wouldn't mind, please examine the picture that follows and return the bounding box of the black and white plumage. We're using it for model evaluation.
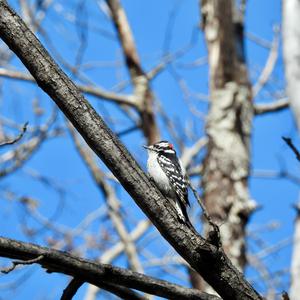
[143,141,190,223]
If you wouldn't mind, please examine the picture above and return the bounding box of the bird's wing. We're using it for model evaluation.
[157,154,189,207]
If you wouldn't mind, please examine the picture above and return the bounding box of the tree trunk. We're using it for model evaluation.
[282,0,300,130]
[201,0,256,289]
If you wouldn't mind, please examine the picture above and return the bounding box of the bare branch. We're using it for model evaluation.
[252,168,300,186]
[188,182,221,247]
[0,67,32,80]
[0,67,137,107]
[92,281,147,300]
[0,112,58,178]
[0,121,28,146]
[1,254,44,274]
[61,278,84,300]
[252,28,280,97]
[246,32,272,49]
[63,278,147,300]
[254,98,289,115]
[282,137,300,162]
[101,219,151,264]
[84,219,151,300]
[180,137,208,169]
[0,237,220,300]
[78,84,137,107]
[106,0,159,143]
[147,35,202,80]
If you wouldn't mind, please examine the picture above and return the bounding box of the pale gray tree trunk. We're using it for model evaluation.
[200,0,256,291]
[283,1,300,298]
[283,0,300,129]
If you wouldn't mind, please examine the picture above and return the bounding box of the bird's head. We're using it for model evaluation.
[143,140,176,155]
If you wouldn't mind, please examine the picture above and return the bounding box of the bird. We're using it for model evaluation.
[143,140,191,224]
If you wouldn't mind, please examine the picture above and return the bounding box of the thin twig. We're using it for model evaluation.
[106,0,159,144]
[254,98,289,115]
[180,137,207,169]
[282,137,300,162]
[1,254,44,274]
[252,27,280,97]
[188,182,221,247]
[0,68,137,107]
[0,121,28,146]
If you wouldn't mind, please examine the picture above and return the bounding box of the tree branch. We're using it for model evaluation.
[61,278,83,300]
[0,67,137,107]
[254,98,289,115]
[61,278,144,300]
[91,281,147,300]
[1,254,44,274]
[180,137,207,169]
[84,219,151,300]
[106,0,159,144]
[252,29,279,97]
[0,121,28,146]
[0,236,219,300]
[282,137,300,162]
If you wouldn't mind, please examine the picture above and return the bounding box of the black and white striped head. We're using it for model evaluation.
[143,140,176,155]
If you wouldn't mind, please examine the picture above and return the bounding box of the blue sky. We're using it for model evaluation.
[0,0,297,299]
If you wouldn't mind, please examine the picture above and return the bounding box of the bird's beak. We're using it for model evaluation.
[143,145,152,150]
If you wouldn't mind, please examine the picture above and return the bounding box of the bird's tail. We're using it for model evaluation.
[174,199,193,228]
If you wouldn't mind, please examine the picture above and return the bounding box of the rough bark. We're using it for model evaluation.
[282,0,300,130]
[290,204,300,300]
[0,1,263,299]
[0,237,219,300]
[201,0,255,275]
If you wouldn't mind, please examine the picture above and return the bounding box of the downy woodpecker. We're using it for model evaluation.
[143,141,190,223]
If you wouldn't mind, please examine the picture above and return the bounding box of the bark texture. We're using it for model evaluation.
[0,237,219,300]
[0,1,263,299]
[282,0,300,130]
[201,0,255,274]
